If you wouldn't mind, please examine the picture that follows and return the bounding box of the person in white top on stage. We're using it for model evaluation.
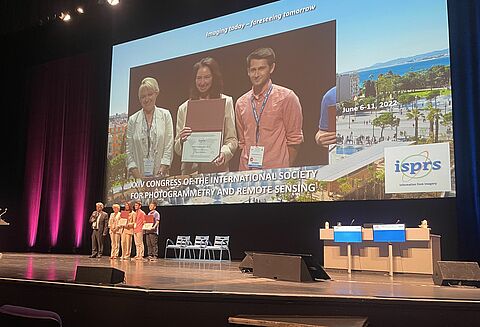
[108,203,122,259]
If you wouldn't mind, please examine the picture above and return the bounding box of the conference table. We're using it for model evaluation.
[320,227,441,275]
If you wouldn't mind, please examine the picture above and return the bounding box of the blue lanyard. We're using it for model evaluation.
[251,84,273,145]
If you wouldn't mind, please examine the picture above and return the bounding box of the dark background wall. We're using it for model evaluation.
[0,0,464,262]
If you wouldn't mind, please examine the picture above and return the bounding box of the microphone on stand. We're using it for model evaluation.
[395,219,400,224]
[350,218,355,225]
[0,208,7,217]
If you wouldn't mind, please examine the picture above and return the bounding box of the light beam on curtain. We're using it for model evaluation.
[24,54,95,249]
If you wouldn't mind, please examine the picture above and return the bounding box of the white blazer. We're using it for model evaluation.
[126,106,174,176]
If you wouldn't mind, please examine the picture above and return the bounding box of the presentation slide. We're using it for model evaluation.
[106,0,454,206]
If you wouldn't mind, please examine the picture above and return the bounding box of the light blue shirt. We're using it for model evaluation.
[148,209,160,234]
[319,86,336,130]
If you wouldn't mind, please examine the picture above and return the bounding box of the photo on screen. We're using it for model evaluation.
[106,0,454,207]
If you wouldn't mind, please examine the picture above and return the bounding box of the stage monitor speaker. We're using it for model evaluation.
[252,252,330,282]
[75,266,125,285]
[239,251,253,273]
[433,261,480,287]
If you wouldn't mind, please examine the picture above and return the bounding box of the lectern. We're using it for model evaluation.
[0,218,9,259]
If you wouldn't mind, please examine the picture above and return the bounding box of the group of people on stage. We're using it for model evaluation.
[126,47,305,179]
[89,201,160,261]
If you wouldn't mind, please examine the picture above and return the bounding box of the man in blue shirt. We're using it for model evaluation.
[145,201,160,261]
[315,86,337,147]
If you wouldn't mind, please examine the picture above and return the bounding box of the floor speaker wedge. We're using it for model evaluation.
[433,261,480,287]
[75,266,125,285]
[252,252,330,282]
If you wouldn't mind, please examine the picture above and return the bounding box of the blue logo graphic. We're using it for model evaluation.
[394,151,441,181]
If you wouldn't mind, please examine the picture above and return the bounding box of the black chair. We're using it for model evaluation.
[0,304,62,327]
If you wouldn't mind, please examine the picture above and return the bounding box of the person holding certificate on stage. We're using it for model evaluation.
[133,201,145,260]
[120,202,135,260]
[145,201,160,261]
[174,57,238,174]
[108,204,122,259]
[126,77,174,179]
[235,48,303,170]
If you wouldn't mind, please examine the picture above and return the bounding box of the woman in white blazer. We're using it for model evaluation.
[126,77,174,179]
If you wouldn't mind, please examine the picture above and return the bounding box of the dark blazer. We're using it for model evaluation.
[89,211,109,236]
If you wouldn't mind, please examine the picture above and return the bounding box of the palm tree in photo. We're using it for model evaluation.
[441,112,453,138]
[406,108,424,141]
[426,104,442,142]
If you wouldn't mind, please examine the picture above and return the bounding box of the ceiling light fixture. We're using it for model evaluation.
[59,12,71,22]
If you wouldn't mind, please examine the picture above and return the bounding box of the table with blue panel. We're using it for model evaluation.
[320,226,441,275]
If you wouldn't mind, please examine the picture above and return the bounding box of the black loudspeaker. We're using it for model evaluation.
[433,261,480,287]
[251,252,330,282]
[239,251,254,273]
[75,266,125,284]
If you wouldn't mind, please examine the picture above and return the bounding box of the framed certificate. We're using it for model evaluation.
[182,131,222,162]
[182,98,225,163]
[185,98,225,131]
[118,218,128,227]
[142,214,155,230]
[142,223,154,230]
[145,214,154,223]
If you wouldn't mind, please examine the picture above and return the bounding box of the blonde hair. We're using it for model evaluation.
[112,204,120,210]
[138,77,159,95]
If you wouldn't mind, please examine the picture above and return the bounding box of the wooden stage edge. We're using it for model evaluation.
[1,253,480,327]
[0,252,479,303]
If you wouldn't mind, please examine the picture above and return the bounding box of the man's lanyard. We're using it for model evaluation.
[251,84,273,145]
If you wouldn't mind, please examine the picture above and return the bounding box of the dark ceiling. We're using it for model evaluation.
[1,0,276,65]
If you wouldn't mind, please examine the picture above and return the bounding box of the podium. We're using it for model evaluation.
[320,227,441,274]
[0,218,9,259]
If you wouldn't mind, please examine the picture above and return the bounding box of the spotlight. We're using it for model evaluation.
[76,7,85,14]
[107,0,120,5]
[59,12,71,22]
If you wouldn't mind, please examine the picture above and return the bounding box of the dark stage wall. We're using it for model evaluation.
[0,0,470,262]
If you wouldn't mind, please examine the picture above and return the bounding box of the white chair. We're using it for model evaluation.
[164,236,192,259]
[206,236,231,261]
[185,236,211,260]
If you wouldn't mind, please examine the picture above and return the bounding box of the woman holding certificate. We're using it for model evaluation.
[174,57,238,174]
[126,77,174,179]
[108,204,122,259]
[120,202,135,260]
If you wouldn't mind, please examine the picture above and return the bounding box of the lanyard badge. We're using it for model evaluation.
[248,84,273,169]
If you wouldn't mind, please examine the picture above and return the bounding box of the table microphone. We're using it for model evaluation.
[350,218,355,225]
[395,219,400,224]
[0,208,7,217]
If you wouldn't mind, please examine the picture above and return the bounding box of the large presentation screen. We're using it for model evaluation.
[106,0,454,206]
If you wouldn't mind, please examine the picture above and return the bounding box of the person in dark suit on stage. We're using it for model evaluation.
[89,202,108,258]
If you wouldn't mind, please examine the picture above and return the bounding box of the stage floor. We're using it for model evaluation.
[1,252,479,303]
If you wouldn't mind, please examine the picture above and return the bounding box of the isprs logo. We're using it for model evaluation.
[394,151,441,181]
[384,143,451,194]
